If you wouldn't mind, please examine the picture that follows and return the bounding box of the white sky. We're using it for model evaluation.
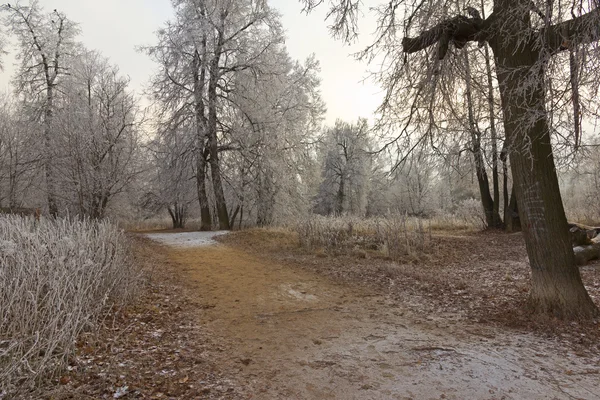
[0,0,384,125]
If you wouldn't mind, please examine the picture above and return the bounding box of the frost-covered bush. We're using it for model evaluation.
[295,215,431,262]
[451,198,487,230]
[0,216,139,396]
[296,216,362,250]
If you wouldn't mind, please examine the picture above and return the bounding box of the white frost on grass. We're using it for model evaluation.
[144,231,227,248]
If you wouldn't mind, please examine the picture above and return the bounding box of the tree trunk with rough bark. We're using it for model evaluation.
[206,19,230,231]
[168,203,187,229]
[401,1,599,318]
[490,17,597,318]
[464,51,502,229]
[45,86,58,217]
[193,49,212,232]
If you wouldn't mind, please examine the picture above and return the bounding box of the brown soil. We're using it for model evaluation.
[42,237,247,400]
[48,230,600,399]
[219,229,600,348]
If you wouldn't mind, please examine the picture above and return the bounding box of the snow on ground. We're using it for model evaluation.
[144,231,227,247]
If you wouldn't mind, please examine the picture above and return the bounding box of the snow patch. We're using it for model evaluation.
[144,231,227,248]
[280,284,318,301]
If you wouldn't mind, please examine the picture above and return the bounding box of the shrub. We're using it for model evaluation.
[0,216,139,397]
[295,215,432,262]
[373,215,431,262]
[452,198,487,230]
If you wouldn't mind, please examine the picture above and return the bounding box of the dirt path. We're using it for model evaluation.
[148,233,600,400]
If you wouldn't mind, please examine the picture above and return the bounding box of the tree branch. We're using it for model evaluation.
[402,13,487,59]
[544,7,600,52]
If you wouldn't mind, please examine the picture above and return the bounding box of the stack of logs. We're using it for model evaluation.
[569,223,600,266]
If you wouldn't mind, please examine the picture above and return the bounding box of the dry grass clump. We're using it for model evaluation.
[0,216,140,397]
[120,217,172,232]
[295,215,435,263]
[430,199,487,231]
[374,216,433,262]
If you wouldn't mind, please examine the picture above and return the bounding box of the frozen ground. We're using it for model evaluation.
[139,230,600,399]
[143,231,227,247]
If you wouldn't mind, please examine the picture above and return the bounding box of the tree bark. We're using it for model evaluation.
[489,16,597,318]
[483,39,502,228]
[464,50,502,229]
[402,4,599,318]
[207,19,230,231]
[193,49,212,231]
[44,85,58,217]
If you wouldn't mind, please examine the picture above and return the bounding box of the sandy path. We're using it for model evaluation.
[146,232,600,400]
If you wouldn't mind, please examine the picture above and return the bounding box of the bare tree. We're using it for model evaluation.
[229,52,325,226]
[315,119,372,216]
[145,6,212,230]
[146,0,284,230]
[4,1,79,217]
[57,51,143,219]
[303,0,600,318]
[144,121,197,229]
[0,96,40,208]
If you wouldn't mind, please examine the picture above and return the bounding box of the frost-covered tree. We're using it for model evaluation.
[0,96,40,208]
[147,0,323,229]
[303,0,600,317]
[4,1,79,216]
[146,0,285,230]
[144,122,197,229]
[56,51,143,219]
[315,119,372,216]
[226,50,324,227]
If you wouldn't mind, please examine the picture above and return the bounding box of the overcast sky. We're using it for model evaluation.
[0,0,384,125]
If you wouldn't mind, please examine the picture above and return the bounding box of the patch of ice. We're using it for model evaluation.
[143,231,227,248]
[280,284,318,301]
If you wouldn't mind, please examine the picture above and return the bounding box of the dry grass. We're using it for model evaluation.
[295,215,440,263]
[120,217,172,232]
[0,216,140,397]
[42,237,245,400]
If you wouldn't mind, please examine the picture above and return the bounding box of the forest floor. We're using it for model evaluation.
[51,229,600,399]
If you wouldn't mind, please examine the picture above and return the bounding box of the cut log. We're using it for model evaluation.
[568,223,600,265]
[574,242,600,266]
[568,222,600,246]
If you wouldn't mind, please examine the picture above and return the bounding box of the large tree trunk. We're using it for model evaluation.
[335,173,345,216]
[491,23,597,318]
[193,50,212,232]
[207,26,230,231]
[483,41,502,228]
[464,51,502,229]
[256,168,276,227]
[44,85,58,217]
[168,203,186,229]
